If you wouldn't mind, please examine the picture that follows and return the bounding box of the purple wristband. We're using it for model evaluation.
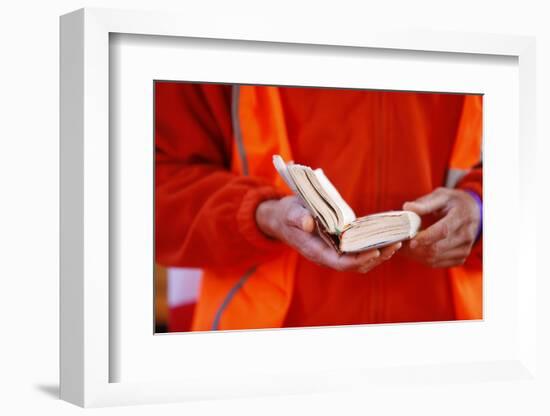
[464,190,482,241]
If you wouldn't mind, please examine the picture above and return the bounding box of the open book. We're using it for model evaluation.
[273,155,421,253]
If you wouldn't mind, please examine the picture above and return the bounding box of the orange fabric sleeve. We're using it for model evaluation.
[455,167,483,269]
[454,95,483,268]
[448,96,483,319]
[451,95,483,200]
[450,167,483,319]
[155,82,285,269]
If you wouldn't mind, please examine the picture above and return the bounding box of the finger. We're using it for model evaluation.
[286,204,315,233]
[429,244,471,262]
[430,235,471,254]
[403,188,450,216]
[294,229,383,271]
[357,243,402,273]
[401,240,462,266]
[430,257,467,268]
[357,258,382,274]
[378,242,402,260]
[410,217,452,248]
[355,248,383,264]
[330,248,382,271]
[295,232,344,263]
[331,245,380,271]
[313,247,381,272]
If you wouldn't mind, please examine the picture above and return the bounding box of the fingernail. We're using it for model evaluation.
[374,250,380,257]
[395,242,402,250]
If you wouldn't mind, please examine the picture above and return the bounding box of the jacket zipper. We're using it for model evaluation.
[372,93,386,323]
[378,94,388,323]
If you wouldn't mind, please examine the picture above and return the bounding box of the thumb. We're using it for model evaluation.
[287,205,315,233]
[403,189,450,216]
[301,215,315,233]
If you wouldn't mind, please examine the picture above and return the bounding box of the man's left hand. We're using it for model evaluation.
[401,187,481,268]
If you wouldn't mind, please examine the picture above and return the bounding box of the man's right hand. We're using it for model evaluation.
[255,196,401,273]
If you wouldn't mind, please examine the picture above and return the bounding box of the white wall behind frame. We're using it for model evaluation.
[2,0,549,415]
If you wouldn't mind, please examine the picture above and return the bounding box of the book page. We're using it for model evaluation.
[286,166,337,232]
[272,155,298,193]
[314,168,356,226]
[341,211,421,252]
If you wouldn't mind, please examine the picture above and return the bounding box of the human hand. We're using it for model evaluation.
[401,187,481,268]
[256,196,401,273]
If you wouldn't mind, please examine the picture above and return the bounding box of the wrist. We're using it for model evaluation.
[463,189,483,241]
[236,186,284,252]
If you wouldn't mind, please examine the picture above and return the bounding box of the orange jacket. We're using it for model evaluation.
[155,83,483,330]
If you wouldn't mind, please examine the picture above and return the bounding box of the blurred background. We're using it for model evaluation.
[155,265,201,333]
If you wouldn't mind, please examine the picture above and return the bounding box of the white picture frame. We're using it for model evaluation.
[60,7,540,408]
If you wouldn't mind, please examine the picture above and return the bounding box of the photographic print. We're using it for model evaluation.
[154,82,483,333]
